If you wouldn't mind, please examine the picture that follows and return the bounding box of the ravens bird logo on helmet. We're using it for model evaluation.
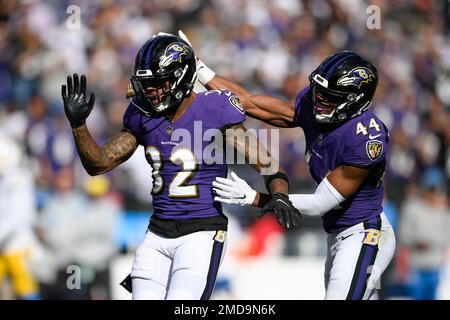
[308,51,378,124]
[129,35,197,115]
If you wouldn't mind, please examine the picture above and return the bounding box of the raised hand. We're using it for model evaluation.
[61,73,95,128]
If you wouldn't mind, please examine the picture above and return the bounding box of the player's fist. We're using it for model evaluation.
[258,193,302,229]
[61,73,95,128]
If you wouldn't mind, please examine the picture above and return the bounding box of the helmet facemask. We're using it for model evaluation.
[131,65,195,115]
[310,74,366,123]
[132,35,198,116]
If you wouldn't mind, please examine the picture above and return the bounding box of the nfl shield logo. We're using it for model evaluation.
[366,140,383,160]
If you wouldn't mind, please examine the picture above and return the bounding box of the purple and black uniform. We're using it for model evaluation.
[294,88,388,234]
[123,90,246,237]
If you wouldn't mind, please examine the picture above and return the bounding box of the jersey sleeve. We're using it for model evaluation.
[122,98,142,136]
[339,117,388,167]
[201,89,246,129]
[293,87,309,128]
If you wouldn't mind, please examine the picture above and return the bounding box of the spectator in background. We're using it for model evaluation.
[0,134,40,300]
[79,175,121,299]
[37,167,90,299]
[399,168,450,300]
[37,168,120,299]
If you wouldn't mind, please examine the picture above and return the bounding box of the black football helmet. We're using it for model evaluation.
[308,50,378,123]
[131,35,197,115]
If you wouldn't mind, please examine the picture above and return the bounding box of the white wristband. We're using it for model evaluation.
[197,59,216,85]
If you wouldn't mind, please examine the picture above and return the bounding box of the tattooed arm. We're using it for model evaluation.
[224,123,288,205]
[215,123,301,229]
[61,73,138,176]
[72,125,138,176]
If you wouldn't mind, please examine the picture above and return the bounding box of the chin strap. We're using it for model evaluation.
[130,98,152,117]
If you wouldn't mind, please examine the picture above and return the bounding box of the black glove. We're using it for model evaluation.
[258,193,302,229]
[61,73,95,128]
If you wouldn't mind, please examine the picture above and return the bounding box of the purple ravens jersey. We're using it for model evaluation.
[294,88,388,234]
[123,90,245,225]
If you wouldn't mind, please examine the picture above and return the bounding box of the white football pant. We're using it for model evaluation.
[324,213,396,300]
[131,229,227,300]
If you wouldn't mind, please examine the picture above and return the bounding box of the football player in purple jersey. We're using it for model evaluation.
[61,34,299,300]
[190,31,396,300]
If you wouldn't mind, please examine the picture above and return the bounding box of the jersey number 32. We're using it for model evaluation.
[145,146,198,198]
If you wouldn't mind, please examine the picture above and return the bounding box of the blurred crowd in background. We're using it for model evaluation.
[1,0,450,300]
